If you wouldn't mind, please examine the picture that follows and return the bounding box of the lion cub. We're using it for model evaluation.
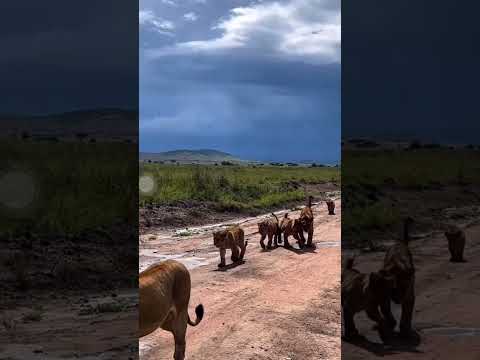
[326,199,335,215]
[279,213,303,248]
[342,258,395,343]
[299,195,315,247]
[445,226,466,262]
[213,225,248,268]
[257,213,281,249]
[381,216,416,337]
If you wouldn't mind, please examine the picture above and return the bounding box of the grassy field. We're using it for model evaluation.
[342,148,480,240]
[343,149,480,187]
[1,140,137,235]
[139,163,340,212]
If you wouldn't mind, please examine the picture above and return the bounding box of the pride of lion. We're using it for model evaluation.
[341,216,469,344]
[140,196,330,359]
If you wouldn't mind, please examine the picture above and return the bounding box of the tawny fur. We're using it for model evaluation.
[279,213,303,248]
[342,258,395,343]
[213,225,248,268]
[380,217,416,337]
[299,195,315,247]
[139,260,204,360]
[445,226,466,262]
[257,213,281,249]
[326,200,335,215]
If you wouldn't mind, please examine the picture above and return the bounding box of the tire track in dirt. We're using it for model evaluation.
[140,199,341,360]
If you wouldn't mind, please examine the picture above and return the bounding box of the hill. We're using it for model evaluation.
[0,108,136,140]
[140,149,245,164]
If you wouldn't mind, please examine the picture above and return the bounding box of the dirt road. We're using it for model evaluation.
[139,198,341,360]
[342,220,480,359]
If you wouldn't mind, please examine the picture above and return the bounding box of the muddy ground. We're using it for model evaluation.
[139,196,341,360]
[342,183,480,359]
[0,222,138,359]
[139,182,339,233]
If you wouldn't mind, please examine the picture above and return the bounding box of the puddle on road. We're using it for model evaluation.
[315,241,340,248]
[139,249,212,273]
[422,327,480,337]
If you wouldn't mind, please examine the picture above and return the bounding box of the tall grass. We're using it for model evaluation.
[343,149,480,187]
[139,164,339,212]
[342,148,480,236]
[0,140,137,235]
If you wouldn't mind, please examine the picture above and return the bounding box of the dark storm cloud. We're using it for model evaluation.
[140,0,340,163]
[342,1,480,144]
[0,1,138,114]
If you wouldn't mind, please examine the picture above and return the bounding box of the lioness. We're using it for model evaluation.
[279,213,303,248]
[445,226,466,262]
[299,195,315,247]
[380,217,416,337]
[258,213,281,249]
[342,258,395,343]
[139,260,204,360]
[213,225,248,268]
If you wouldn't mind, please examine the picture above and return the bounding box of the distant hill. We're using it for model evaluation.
[0,108,136,140]
[140,149,246,164]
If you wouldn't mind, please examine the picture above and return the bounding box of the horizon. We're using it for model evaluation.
[140,147,340,164]
[139,0,341,164]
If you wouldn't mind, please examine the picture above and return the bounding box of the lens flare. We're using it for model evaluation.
[0,171,36,210]
[139,175,155,194]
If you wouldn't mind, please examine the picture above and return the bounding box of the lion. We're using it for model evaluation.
[445,226,466,262]
[326,199,335,215]
[139,260,204,360]
[299,195,315,247]
[279,213,304,248]
[213,225,248,268]
[342,257,395,343]
[257,213,281,249]
[380,216,416,337]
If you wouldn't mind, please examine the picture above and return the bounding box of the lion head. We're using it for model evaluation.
[213,230,228,248]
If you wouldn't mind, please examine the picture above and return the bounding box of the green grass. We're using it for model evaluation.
[342,148,480,236]
[1,140,137,235]
[343,149,480,187]
[139,163,339,212]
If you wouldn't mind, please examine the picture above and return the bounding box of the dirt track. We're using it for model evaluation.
[342,220,480,359]
[139,198,341,360]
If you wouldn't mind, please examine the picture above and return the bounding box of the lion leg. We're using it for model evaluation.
[172,311,188,360]
[366,305,391,343]
[259,233,266,250]
[380,299,397,330]
[273,232,279,247]
[231,243,240,262]
[343,307,359,340]
[218,247,226,268]
[399,295,415,337]
[267,233,273,249]
[284,234,291,248]
[306,224,314,247]
[239,241,247,260]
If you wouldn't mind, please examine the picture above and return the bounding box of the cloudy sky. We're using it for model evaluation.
[140,0,340,163]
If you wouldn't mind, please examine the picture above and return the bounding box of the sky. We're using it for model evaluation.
[0,2,138,115]
[342,1,480,144]
[139,0,341,163]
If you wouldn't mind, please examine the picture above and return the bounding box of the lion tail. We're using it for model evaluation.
[271,212,279,222]
[188,304,204,326]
